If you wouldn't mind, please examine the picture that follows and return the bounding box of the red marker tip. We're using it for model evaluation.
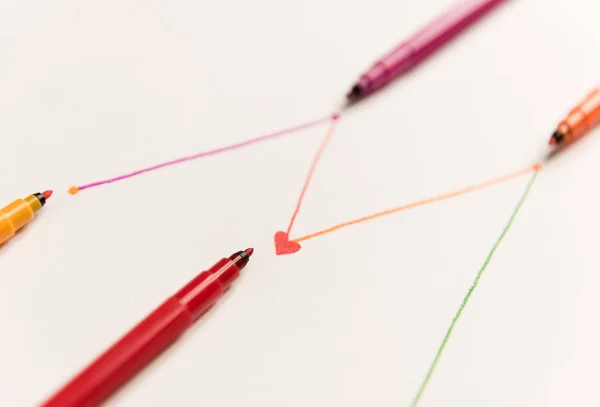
[244,248,254,257]
[42,190,53,199]
[549,136,556,146]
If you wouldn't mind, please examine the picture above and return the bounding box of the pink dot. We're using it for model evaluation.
[331,113,340,120]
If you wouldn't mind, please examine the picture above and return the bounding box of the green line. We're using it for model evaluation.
[410,170,539,407]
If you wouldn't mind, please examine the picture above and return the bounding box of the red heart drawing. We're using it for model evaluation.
[274,231,302,255]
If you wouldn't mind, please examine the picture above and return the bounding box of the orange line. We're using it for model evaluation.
[292,163,542,243]
[286,115,340,235]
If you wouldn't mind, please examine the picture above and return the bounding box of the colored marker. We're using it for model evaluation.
[41,248,254,407]
[0,190,53,245]
[549,87,600,145]
[346,0,507,101]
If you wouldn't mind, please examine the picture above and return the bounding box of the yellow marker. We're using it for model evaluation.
[0,190,53,245]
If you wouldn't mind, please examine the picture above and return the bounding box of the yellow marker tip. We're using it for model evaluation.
[68,186,80,195]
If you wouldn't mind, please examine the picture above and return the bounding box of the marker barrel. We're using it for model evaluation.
[41,253,249,407]
[351,0,507,97]
[557,88,600,143]
[0,195,42,244]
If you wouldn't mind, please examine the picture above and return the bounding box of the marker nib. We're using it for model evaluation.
[346,84,362,100]
[244,248,254,257]
[549,130,564,146]
[42,190,53,199]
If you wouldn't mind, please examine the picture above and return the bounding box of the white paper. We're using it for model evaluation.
[0,0,599,405]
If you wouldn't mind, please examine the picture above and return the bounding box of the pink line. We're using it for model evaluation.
[286,114,340,235]
[77,115,334,191]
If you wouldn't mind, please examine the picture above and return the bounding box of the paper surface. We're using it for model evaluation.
[0,0,599,405]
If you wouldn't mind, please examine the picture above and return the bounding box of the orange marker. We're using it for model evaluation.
[550,87,600,145]
[0,190,53,245]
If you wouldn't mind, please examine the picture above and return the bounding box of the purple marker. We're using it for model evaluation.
[346,0,508,101]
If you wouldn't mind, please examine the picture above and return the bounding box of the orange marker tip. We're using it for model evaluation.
[533,163,542,171]
[244,248,254,257]
[68,186,80,195]
[42,190,53,199]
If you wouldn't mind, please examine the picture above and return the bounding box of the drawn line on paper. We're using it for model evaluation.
[274,163,541,255]
[67,115,334,195]
[273,114,340,255]
[410,168,540,407]
[286,114,340,234]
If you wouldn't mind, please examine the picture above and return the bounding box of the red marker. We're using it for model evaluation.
[41,248,254,407]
